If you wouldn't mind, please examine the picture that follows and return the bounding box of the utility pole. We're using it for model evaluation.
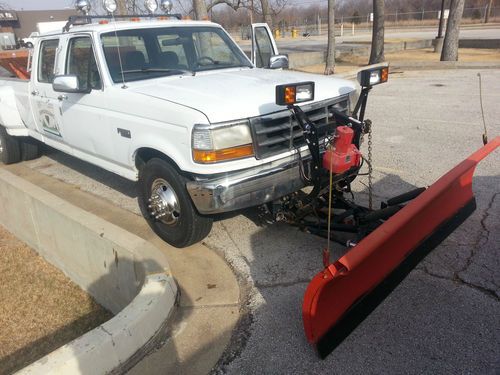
[434,0,446,52]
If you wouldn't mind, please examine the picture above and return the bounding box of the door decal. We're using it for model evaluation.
[38,102,61,137]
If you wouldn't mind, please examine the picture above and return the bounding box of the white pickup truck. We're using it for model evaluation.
[0,17,357,247]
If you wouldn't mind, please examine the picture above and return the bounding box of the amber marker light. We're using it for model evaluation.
[193,144,254,163]
[284,86,296,104]
[380,66,389,83]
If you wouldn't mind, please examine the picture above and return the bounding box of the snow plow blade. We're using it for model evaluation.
[303,137,499,358]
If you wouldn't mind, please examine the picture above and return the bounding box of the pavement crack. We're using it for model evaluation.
[458,192,498,275]
[418,266,499,301]
[254,279,311,289]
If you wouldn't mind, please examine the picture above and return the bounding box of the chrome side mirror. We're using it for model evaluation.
[269,54,289,70]
[52,75,89,93]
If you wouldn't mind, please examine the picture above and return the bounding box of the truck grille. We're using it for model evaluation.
[250,97,350,159]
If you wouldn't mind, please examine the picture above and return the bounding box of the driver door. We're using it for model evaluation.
[250,23,279,68]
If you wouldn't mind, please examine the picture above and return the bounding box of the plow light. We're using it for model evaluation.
[358,65,389,87]
[276,82,315,106]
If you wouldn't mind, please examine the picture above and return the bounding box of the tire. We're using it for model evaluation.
[20,137,40,161]
[138,158,213,248]
[0,126,21,164]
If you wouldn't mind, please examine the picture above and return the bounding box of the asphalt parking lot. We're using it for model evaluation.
[22,69,499,374]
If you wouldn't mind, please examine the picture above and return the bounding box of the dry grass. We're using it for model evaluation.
[0,225,112,375]
[295,48,500,75]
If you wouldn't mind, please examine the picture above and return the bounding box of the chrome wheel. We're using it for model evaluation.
[148,178,181,225]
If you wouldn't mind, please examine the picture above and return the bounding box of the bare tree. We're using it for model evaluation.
[485,0,494,23]
[260,0,273,26]
[369,0,385,64]
[193,0,209,19]
[324,0,335,75]
[441,0,465,61]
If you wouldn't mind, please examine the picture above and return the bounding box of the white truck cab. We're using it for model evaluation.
[0,15,357,247]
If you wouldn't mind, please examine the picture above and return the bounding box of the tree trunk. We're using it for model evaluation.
[441,0,465,61]
[116,0,127,15]
[193,0,209,20]
[369,0,385,64]
[485,0,493,23]
[324,0,335,75]
[260,0,273,27]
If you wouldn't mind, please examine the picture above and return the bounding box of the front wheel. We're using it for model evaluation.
[138,158,213,248]
[0,126,21,164]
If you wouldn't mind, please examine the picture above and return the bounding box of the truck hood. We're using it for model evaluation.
[128,68,357,123]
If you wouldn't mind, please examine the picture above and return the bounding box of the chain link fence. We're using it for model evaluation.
[228,6,500,40]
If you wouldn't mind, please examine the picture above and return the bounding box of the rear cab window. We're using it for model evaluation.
[38,39,59,83]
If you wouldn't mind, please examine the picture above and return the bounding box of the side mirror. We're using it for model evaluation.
[52,75,89,94]
[269,55,289,70]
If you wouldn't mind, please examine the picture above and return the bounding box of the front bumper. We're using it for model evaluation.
[186,155,309,214]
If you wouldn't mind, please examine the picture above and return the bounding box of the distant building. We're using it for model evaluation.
[0,9,74,40]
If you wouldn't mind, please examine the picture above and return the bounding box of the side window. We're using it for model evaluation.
[38,39,59,83]
[254,27,274,68]
[66,37,102,91]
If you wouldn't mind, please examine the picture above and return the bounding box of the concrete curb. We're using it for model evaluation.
[388,61,500,70]
[334,61,499,81]
[0,169,178,374]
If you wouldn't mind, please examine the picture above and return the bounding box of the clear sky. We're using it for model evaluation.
[2,0,74,10]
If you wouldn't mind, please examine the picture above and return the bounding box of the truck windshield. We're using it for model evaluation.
[101,26,252,83]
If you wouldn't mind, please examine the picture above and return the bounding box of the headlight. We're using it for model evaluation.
[192,121,254,163]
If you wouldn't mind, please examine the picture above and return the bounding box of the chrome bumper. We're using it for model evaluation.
[186,157,308,215]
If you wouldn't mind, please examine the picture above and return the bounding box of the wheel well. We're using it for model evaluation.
[134,148,182,174]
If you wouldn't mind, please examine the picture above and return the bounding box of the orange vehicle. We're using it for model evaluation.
[0,50,30,79]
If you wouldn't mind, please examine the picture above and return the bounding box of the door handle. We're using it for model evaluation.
[57,94,68,101]
[31,90,39,96]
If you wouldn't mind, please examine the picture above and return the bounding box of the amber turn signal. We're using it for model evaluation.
[380,66,389,83]
[193,144,254,163]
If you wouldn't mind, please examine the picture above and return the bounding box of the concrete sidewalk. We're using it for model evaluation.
[3,163,242,375]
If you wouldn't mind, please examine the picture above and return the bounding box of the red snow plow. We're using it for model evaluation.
[272,67,499,358]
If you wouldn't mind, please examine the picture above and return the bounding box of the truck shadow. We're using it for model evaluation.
[40,145,138,199]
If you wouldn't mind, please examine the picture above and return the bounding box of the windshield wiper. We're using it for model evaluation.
[120,68,195,76]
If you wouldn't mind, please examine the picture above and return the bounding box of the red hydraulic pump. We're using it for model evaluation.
[322,126,361,174]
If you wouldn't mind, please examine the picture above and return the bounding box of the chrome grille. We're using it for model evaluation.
[250,97,349,159]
